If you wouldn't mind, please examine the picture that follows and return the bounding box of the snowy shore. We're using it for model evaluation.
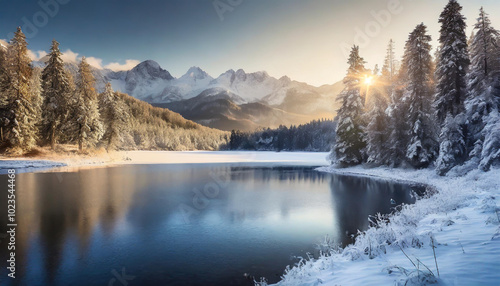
[272,166,500,286]
[0,151,330,173]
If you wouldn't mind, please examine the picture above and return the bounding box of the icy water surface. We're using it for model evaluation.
[0,164,424,285]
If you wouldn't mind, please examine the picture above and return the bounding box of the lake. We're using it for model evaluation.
[0,162,424,285]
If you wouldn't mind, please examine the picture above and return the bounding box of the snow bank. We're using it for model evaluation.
[0,151,330,174]
[271,166,500,286]
[0,160,67,174]
[120,151,330,166]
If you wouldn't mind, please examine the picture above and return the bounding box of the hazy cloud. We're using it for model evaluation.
[85,56,104,69]
[105,60,141,71]
[60,49,79,63]
[28,50,48,61]
[2,44,139,71]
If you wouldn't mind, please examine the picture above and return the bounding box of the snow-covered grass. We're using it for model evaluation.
[271,166,500,286]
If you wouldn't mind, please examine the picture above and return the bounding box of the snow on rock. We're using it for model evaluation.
[271,166,500,286]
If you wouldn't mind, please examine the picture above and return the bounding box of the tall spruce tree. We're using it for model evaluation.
[403,23,438,168]
[29,67,43,130]
[3,27,38,149]
[466,7,500,163]
[365,83,389,165]
[381,39,397,84]
[435,0,470,124]
[72,57,103,151]
[42,40,72,149]
[99,82,127,150]
[0,42,9,142]
[332,45,367,166]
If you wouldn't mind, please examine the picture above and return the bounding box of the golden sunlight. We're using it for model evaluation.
[364,75,374,86]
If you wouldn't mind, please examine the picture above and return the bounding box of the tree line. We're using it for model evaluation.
[332,0,500,175]
[227,119,336,151]
[0,28,228,154]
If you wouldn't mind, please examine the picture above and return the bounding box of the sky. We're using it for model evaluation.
[1,0,500,86]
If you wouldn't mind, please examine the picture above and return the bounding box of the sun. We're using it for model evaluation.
[364,75,374,86]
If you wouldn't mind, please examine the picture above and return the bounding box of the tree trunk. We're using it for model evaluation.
[79,139,83,152]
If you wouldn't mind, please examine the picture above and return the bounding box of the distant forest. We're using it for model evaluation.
[0,29,228,154]
[226,119,336,152]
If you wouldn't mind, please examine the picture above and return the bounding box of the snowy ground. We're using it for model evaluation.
[0,151,330,173]
[272,166,500,286]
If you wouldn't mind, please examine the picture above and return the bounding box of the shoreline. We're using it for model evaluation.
[272,165,500,285]
[0,151,331,173]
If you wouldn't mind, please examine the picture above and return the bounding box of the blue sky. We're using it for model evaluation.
[1,0,500,86]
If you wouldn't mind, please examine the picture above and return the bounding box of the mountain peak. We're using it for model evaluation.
[137,60,161,69]
[129,60,173,81]
[181,66,211,80]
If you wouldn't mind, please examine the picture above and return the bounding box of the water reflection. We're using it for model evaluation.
[0,165,422,286]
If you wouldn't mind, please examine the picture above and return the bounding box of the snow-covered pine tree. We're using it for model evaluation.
[365,81,389,165]
[382,40,409,167]
[435,0,470,125]
[386,86,409,167]
[3,27,38,150]
[381,39,397,84]
[29,67,43,130]
[403,23,438,168]
[0,42,9,142]
[465,7,500,167]
[332,45,367,166]
[436,114,467,175]
[42,40,73,149]
[99,82,127,150]
[0,43,8,98]
[72,57,103,151]
[479,109,500,170]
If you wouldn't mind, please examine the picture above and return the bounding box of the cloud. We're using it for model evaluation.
[104,59,141,71]
[61,49,79,63]
[2,44,139,71]
[61,49,139,70]
[28,50,48,61]
[85,56,103,69]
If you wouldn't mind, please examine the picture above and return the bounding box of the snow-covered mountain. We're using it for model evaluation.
[99,60,342,107]
[32,58,344,130]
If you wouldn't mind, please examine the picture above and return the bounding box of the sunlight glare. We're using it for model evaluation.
[364,75,374,86]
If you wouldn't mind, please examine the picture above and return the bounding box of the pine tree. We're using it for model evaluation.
[0,42,9,142]
[403,23,438,168]
[381,39,397,84]
[436,114,467,174]
[479,109,500,171]
[42,40,72,149]
[332,45,367,166]
[72,57,103,151]
[99,82,127,150]
[435,0,470,125]
[386,86,409,167]
[3,27,38,149]
[383,41,409,167]
[466,7,500,164]
[29,67,43,130]
[366,84,389,165]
